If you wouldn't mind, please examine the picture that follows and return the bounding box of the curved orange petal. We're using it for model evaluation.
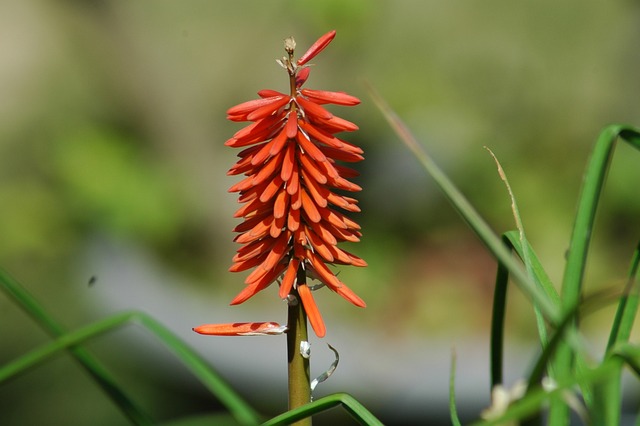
[279,258,300,299]
[298,284,326,338]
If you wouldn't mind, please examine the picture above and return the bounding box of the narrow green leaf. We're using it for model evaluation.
[449,349,462,426]
[553,125,640,424]
[607,239,640,351]
[489,252,509,390]
[0,268,154,425]
[0,309,262,426]
[261,393,383,426]
[594,240,640,425]
[368,84,561,326]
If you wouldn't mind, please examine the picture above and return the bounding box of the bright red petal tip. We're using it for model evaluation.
[297,30,336,66]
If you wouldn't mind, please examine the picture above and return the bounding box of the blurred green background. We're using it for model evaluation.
[1,0,640,424]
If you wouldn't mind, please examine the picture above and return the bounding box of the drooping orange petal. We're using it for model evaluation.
[230,260,288,305]
[241,258,288,289]
[250,138,276,166]
[269,128,289,157]
[251,148,285,186]
[287,160,300,197]
[334,281,366,308]
[285,110,299,138]
[299,120,344,150]
[233,197,265,218]
[297,284,326,338]
[315,157,340,180]
[333,165,359,180]
[259,175,284,203]
[346,251,367,267]
[296,131,327,163]
[232,239,271,263]
[298,148,328,184]
[290,182,302,209]
[228,116,282,147]
[306,250,341,289]
[228,175,255,193]
[296,96,333,120]
[318,145,364,162]
[270,214,285,238]
[325,244,351,264]
[326,191,360,212]
[260,233,290,272]
[227,96,287,121]
[328,175,362,192]
[234,216,271,244]
[300,188,321,223]
[228,254,265,273]
[281,142,296,182]
[287,207,300,231]
[312,115,359,133]
[304,226,334,262]
[273,188,289,219]
[246,96,291,121]
[232,210,271,233]
[300,168,329,208]
[279,258,300,299]
[308,220,337,246]
[321,222,361,243]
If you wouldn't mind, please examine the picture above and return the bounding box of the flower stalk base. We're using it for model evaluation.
[287,268,311,425]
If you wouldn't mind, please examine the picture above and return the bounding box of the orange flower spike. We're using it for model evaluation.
[221,30,365,338]
[193,322,287,336]
[297,30,337,67]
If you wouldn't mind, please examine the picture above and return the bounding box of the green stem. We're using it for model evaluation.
[552,125,640,423]
[287,268,311,426]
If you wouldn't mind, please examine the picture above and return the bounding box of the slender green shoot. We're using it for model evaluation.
[449,349,462,426]
[593,239,640,425]
[485,147,550,347]
[368,84,561,326]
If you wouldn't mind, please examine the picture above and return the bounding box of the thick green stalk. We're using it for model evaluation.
[287,268,311,426]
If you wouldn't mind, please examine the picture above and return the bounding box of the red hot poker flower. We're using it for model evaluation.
[225,31,366,338]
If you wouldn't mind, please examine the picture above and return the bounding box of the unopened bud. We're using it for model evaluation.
[284,37,296,55]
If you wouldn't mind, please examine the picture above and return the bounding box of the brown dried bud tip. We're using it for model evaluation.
[284,37,296,55]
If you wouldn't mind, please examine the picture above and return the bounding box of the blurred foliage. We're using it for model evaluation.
[1,0,640,424]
